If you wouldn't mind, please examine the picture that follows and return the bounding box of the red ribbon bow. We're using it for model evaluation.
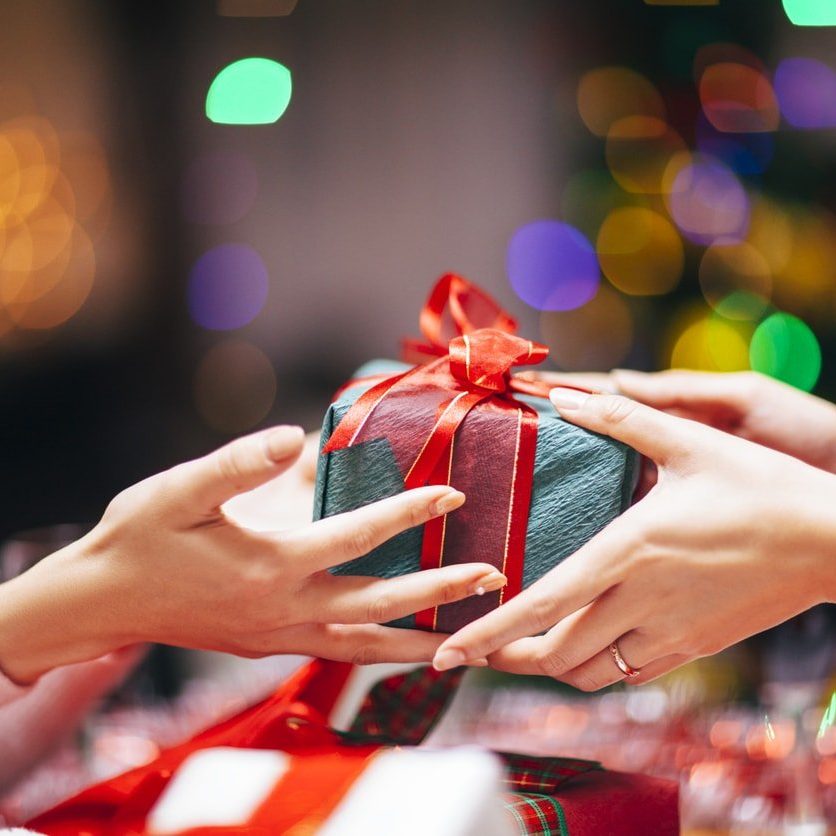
[323,274,550,631]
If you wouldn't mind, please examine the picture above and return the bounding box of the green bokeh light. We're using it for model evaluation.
[782,0,836,25]
[749,312,822,392]
[206,57,292,125]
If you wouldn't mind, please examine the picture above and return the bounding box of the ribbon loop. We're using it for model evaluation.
[448,328,549,393]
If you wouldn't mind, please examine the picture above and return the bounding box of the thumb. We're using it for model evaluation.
[549,388,701,465]
[171,425,305,513]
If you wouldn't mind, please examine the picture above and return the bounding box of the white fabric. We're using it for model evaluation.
[147,748,291,834]
[319,747,512,836]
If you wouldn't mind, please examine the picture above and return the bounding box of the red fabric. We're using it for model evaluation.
[323,274,556,631]
[29,661,679,836]
[558,769,680,835]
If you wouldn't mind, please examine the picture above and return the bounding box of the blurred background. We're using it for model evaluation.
[0,0,834,829]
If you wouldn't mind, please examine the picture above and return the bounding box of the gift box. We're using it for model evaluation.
[28,660,679,836]
[316,274,639,632]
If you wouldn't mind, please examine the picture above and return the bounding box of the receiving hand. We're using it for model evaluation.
[527,369,836,474]
[0,426,505,682]
[432,390,836,689]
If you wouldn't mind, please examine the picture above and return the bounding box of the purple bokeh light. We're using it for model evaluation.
[507,220,600,311]
[188,243,269,330]
[181,150,259,225]
[774,58,836,129]
[667,157,750,246]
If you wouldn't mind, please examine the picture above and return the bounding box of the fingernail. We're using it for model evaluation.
[469,571,507,596]
[431,489,465,516]
[549,388,589,411]
[264,426,305,461]
[432,648,467,671]
[468,657,489,667]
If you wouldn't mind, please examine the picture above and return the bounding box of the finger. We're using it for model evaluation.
[548,388,704,465]
[300,431,321,482]
[611,369,749,412]
[281,486,466,573]
[494,587,642,680]
[626,653,693,685]
[515,370,615,393]
[432,516,632,669]
[249,622,450,666]
[549,632,654,692]
[303,563,507,625]
[169,426,306,513]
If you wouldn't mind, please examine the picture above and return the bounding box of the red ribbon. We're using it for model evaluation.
[323,274,561,632]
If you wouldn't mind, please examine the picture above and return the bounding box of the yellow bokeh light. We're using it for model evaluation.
[746,195,793,275]
[667,306,752,372]
[560,169,645,239]
[540,285,634,371]
[577,67,666,138]
[194,340,277,434]
[597,207,683,296]
[772,207,836,322]
[699,241,771,319]
[606,116,688,194]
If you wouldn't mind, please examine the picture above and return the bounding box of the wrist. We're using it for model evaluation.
[0,532,129,683]
[794,468,836,605]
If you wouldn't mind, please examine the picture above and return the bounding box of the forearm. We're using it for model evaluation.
[0,535,126,683]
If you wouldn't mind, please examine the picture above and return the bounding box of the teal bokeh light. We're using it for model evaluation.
[206,57,292,125]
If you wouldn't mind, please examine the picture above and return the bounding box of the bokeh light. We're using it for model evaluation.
[206,58,292,125]
[665,153,750,245]
[181,150,258,225]
[187,243,269,330]
[193,339,277,433]
[781,0,836,25]
[695,112,774,175]
[693,43,767,82]
[699,242,771,320]
[746,194,793,275]
[749,312,821,392]
[576,67,665,138]
[606,116,687,194]
[507,220,600,311]
[597,207,683,296]
[774,58,836,129]
[667,306,751,372]
[698,62,780,133]
[0,114,109,338]
[560,169,643,240]
[771,207,836,322]
[540,285,633,371]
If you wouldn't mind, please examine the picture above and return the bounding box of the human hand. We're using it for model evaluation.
[525,369,836,474]
[432,390,836,689]
[0,427,505,682]
[222,430,320,532]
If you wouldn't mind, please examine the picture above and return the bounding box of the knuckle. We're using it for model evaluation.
[216,445,248,492]
[567,670,601,693]
[365,595,394,624]
[407,498,429,529]
[537,648,573,679]
[597,394,638,426]
[350,644,382,666]
[437,578,462,606]
[345,522,379,557]
[528,593,558,633]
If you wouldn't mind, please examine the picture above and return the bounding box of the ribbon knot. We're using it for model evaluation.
[448,328,548,393]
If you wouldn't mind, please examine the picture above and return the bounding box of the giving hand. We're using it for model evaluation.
[433,390,836,689]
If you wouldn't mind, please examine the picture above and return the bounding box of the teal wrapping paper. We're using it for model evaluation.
[315,359,639,630]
